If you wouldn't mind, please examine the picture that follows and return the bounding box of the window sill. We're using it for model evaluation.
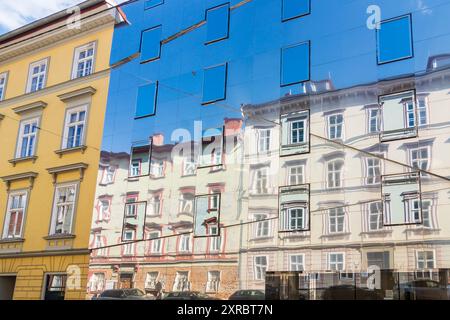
[250,236,273,241]
[44,234,76,240]
[181,174,196,178]
[320,232,351,238]
[8,156,37,166]
[55,146,87,157]
[359,229,393,235]
[0,237,25,244]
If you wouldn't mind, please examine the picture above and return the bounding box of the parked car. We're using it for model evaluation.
[163,291,219,300]
[93,288,155,300]
[399,280,449,300]
[322,285,382,300]
[228,290,265,300]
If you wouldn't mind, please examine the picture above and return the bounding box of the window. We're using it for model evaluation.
[122,230,135,255]
[148,195,161,217]
[123,200,146,241]
[368,108,380,133]
[101,166,116,184]
[366,158,381,185]
[89,273,105,293]
[200,131,223,167]
[282,0,310,21]
[135,82,158,119]
[179,234,191,253]
[328,114,344,140]
[254,256,268,280]
[140,26,162,63]
[205,3,230,44]
[416,251,435,270]
[210,233,221,252]
[290,255,304,271]
[26,58,48,93]
[417,97,428,126]
[179,192,194,214]
[62,105,87,149]
[255,214,270,238]
[254,168,269,194]
[377,14,413,64]
[410,147,430,171]
[279,185,309,232]
[288,165,304,185]
[328,253,344,271]
[329,208,345,233]
[93,234,106,256]
[145,272,159,290]
[16,117,39,158]
[194,194,221,237]
[144,0,163,10]
[209,193,220,211]
[0,72,7,101]
[206,271,221,293]
[129,143,151,177]
[72,42,95,79]
[281,111,310,155]
[149,232,162,254]
[281,42,310,86]
[258,129,271,153]
[368,202,383,231]
[327,160,343,189]
[98,199,111,221]
[173,272,190,292]
[283,208,306,231]
[380,90,418,141]
[43,274,67,300]
[2,191,28,239]
[183,158,196,176]
[130,160,141,177]
[202,63,227,104]
[150,159,164,178]
[49,184,77,235]
[421,200,432,228]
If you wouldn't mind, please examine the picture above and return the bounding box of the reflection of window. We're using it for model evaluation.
[2,191,28,239]
[0,72,7,101]
[328,253,344,271]
[179,192,194,214]
[140,26,162,63]
[183,158,196,176]
[89,273,105,293]
[149,232,162,254]
[281,111,309,155]
[123,230,135,255]
[368,202,383,231]
[135,82,158,118]
[366,158,381,185]
[98,199,111,221]
[290,254,304,271]
[290,119,306,144]
[327,160,343,189]
[50,184,77,235]
[130,160,141,177]
[282,207,306,231]
[329,208,345,234]
[205,3,230,44]
[255,214,270,238]
[410,147,430,171]
[258,129,271,153]
[62,106,87,149]
[281,42,310,86]
[93,234,106,256]
[202,63,227,104]
[72,42,95,79]
[129,144,150,177]
[173,272,190,292]
[209,193,219,211]
[16,118,39,158]
[377,14,413,64]
[420,200,432,228]
[145,272,159,290]
[416,251,435,271]
[206,271,221,293]
[101,166,116,184]
[179,234,191,253]
[254,168,269,194]
[254,256,268,280]
[328,114,344,140]
[210,233,221,252]
[144,0,163,10]
[282,0,311,21]
[417,97,428,126]
[288,165,304,185]
[150,159,164,178]
[368,108,380,133]
[27,58,48,93]
[148,195,161,217]
[44,274,67,300]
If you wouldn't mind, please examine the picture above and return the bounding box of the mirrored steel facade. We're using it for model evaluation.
[88,0,450,300]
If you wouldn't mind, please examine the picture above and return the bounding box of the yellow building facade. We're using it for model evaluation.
[0,0,122,300]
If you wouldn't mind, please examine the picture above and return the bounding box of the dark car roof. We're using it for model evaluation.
[232,290,265,295]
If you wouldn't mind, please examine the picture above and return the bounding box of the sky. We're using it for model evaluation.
[0,0,126,36]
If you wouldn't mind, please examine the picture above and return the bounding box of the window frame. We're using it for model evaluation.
[281,0,311,22]
[205,2,231,45]
[409,146,431,172]
[328,252,345,271]
[135,82,159,119]
[365,157,382,185]
[179,234,192,253]
[0,71,8,101]
[287,164,305,186]
[26,58,49,93]
[144,0,164,10]
[368,107,381,133]
[368,201,383,231]
[254,256,268,281]
[289,254,305,272]
[149,231,162,255]
[257,128,271,154]
[280,41,311,87]
[328,207,346,234]
[327,159,344,189]
[71,42,96,79]
[61,104,89,150]
[202,62,228,105]
[2,190,29,239]
[15,116,40,159]
[140,25,162,64]
[327,113,344,140]
[206,270,221,293]
[254,213,271,238]
[49,182,79,236]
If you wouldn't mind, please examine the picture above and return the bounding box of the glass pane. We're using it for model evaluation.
[135,82,158,118]
[202,63,227,104]
[144,0,163,10]
[281,42,310,86]
[140,26,162,63]
[282,0,310,21]
[377,15,413,64]
[206,3,230,44]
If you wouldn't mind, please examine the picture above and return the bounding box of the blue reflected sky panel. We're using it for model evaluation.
[282,0,311,22]
[281,41,310,86]
[144,0,164,10]
[206,3,230,44]
[202,63,228,104]
[377,14,413,65]
[135,82,158,119]
[140,25,162,63]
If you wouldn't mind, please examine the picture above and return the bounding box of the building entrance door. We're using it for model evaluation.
[119,273,134,289]
[0,276,16,300]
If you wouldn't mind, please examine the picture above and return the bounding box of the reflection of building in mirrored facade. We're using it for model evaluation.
[86,0,450,300]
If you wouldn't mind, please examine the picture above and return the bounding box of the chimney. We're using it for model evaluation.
[152,133,164,146]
